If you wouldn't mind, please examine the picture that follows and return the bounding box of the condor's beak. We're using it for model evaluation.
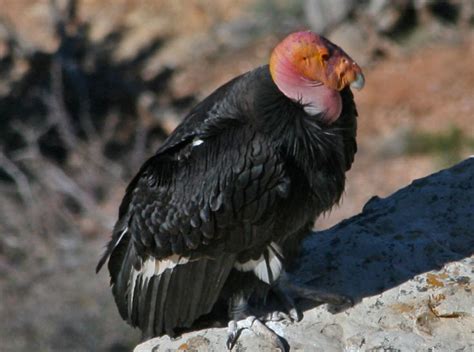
[350,72,365,90]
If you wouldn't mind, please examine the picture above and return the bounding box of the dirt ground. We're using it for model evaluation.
[319,34,474,228]
[0,1,473,351]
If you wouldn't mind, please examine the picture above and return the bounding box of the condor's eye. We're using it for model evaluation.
[321,53,329,61]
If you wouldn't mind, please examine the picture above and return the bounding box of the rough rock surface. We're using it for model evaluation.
[135,158,474,352]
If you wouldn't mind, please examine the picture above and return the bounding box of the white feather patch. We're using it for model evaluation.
[112,227,128,250]
[155,255,190,276]
[130,254,189,302]
[234,256,263,272]
[192,138,204,147]
[234,242,283,284]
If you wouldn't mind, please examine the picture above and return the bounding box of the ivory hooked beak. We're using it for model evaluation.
[350,72,365,90]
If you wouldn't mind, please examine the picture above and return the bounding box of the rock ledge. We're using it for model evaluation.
[136,158,474,351]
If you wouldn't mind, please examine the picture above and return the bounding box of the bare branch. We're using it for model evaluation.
[0,149,36,230]
[26,156,114,229]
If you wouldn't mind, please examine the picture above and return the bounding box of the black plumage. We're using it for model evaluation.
[97,62,358,339]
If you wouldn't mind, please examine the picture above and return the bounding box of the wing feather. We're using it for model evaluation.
[100,127,289,337]
[98,68,293,337]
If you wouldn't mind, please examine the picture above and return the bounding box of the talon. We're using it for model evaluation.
[226,320,239,350]
[271,272,353,321]
[271,276,303,322]
[288,307,302,322]
[262,310,291,322]
[251,319,287,352]
[226,316,287,351]
[274,311,289,321]
[226,333,238,350]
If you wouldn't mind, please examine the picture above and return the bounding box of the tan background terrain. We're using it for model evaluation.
[0,0,472,350]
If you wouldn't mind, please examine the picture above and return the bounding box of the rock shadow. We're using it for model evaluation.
[291,158,474,311]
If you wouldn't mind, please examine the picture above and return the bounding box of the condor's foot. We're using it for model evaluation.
[275,273,353,314]
[269,281,304,322]
[226,316,287,351]
[290,283,352,306]
[261,309,296,323]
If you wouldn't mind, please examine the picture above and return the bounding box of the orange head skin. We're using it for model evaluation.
[270,31,364,91]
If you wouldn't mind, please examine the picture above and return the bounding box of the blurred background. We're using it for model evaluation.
[0,0,472,350]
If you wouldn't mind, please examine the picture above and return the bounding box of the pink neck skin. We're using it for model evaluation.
[271,57,342,124]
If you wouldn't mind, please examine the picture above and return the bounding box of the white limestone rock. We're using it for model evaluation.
[135,158,474,352]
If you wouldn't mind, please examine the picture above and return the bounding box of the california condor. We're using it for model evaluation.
[97,31,364,350]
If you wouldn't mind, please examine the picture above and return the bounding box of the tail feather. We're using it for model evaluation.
[113,231,135,320]
[100,223,236,338]
[176,259,194,324]
[185,258,207,324]
[163,270,182,335]
[120,251,236,337]
[145,277,160,338]
[138,277,151,332]
[154,270,172,336]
